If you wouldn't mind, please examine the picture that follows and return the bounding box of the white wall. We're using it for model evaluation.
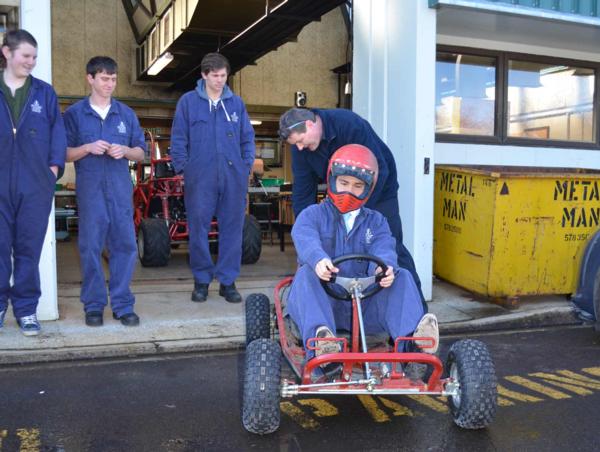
[21,0,59,321]
[354,0,437,300]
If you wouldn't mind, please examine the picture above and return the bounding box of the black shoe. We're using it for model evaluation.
[219,283,242,303]
[112,312,140,326]
[191,282,209,302]
[85,311,103,327]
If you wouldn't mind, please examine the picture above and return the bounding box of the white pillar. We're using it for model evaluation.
[21,0,59,320]
[354,0,437,300]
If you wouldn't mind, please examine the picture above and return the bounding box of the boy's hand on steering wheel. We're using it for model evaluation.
[376,266,395,288]
[315,258,339,281]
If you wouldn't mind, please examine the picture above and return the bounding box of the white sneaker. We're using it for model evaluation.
[314,326,340,356]
[17,314,41,337]
[414,313,439,353]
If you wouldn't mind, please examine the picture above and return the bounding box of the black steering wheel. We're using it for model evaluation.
[320,254,388,301]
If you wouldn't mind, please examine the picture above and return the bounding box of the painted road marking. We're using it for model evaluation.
[297,399,338,417]
[280,401,320,430]
[280,366,600,430]
[497,384,543,403]
[0,430,6,450]
[582,367,600,377]
[16,428,40,452]
[504,376,571,399]
[358,395,390,423]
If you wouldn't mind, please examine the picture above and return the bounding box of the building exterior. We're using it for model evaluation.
[2,0,599,315]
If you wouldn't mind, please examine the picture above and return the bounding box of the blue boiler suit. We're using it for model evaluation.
[290,109,424,302]
[288,199,425,351]
[171,80,255,285]
[0,75,66,318]
[63,99,146,315]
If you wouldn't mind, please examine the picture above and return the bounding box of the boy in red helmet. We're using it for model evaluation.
[287,144,438,371]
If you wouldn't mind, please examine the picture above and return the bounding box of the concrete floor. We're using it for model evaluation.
[57,234,298,286]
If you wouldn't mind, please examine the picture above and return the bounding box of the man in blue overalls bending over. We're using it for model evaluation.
[64,57,146,327]
[171,53,255,304]
[0,29,66,336]
[288,144,438,377]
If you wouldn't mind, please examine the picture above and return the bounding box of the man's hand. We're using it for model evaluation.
[315,258,339,281]
[107,143,128,160]
[49,165,58,177]
[88,140,110,155]
[376,266,395,288]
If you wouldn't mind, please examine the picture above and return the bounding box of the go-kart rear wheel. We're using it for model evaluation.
[245,293,271,345]
[138,218,171,267]
[241,214,262,264]
[445,339,498,429]
[242,339,281,435]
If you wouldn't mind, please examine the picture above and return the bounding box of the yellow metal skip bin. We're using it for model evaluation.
[433,166,600,298]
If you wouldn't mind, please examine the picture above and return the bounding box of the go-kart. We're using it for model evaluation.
[242,254,498,434]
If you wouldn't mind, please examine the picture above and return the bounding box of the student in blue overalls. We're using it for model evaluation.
[171,53,255,304]
[287,144,438,377]
[279,108,427,310]
[0,29,66,336]
[64,57,146,327]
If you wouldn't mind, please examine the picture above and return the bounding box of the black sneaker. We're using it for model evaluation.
[219,283,242,303]
[112,312,140,326]
[85,311,104,327]
[191,282,209,302]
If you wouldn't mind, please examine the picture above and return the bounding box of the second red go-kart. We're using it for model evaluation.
[242,253,498,434]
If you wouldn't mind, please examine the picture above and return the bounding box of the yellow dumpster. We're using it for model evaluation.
[433,165,600,298]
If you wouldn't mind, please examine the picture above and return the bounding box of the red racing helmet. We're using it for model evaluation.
[326,144,379,214]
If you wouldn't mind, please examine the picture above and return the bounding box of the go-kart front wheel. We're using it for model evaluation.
[245,293,271,345]
[242,339,281,434]
[445,339,498,429]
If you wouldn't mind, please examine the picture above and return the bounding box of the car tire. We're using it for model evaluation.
[138,218,171,267]
[241,214,262,264]
[445,339,498,429]
[245,293,271,345]
[242,338,281,435]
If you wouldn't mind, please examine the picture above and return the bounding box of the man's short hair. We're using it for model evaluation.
[201,52,230,75]
[86,56,118,76]
[278,108,316,140]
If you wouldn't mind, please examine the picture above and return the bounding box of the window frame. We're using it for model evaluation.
[435,45,600,150]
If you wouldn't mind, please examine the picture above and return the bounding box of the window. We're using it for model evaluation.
[508,61,595,143]
[436,53,496,136]
[436,46,599,149]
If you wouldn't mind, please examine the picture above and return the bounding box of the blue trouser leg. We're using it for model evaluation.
[372,197,426,309]
[185,180,218,284]
[0,194,13,314]
[214,168,246,285]
[105,194,137,316]
[78,192,110,313]
[10,189,53,318]
[288,264,337,348]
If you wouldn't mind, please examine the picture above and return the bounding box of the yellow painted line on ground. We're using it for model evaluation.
[16,428,40,452]
[497,384,543,403]
[357,395,390,423]
[497,397,515,406]
[0,430,7,450]
[530,372,600,392]
[504,376,571,399]
[378,397,415,417]
[580,367,600,378]
[557,370,600,385]
[298,399,338,417]
[406,395,449,413]
[280,402,320,430]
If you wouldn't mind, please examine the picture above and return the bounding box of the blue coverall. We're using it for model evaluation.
[0,76,66,318]
[63,99,145,316]
[290,109,424,302]
[171,80,255,285]
[288,199,424,351]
